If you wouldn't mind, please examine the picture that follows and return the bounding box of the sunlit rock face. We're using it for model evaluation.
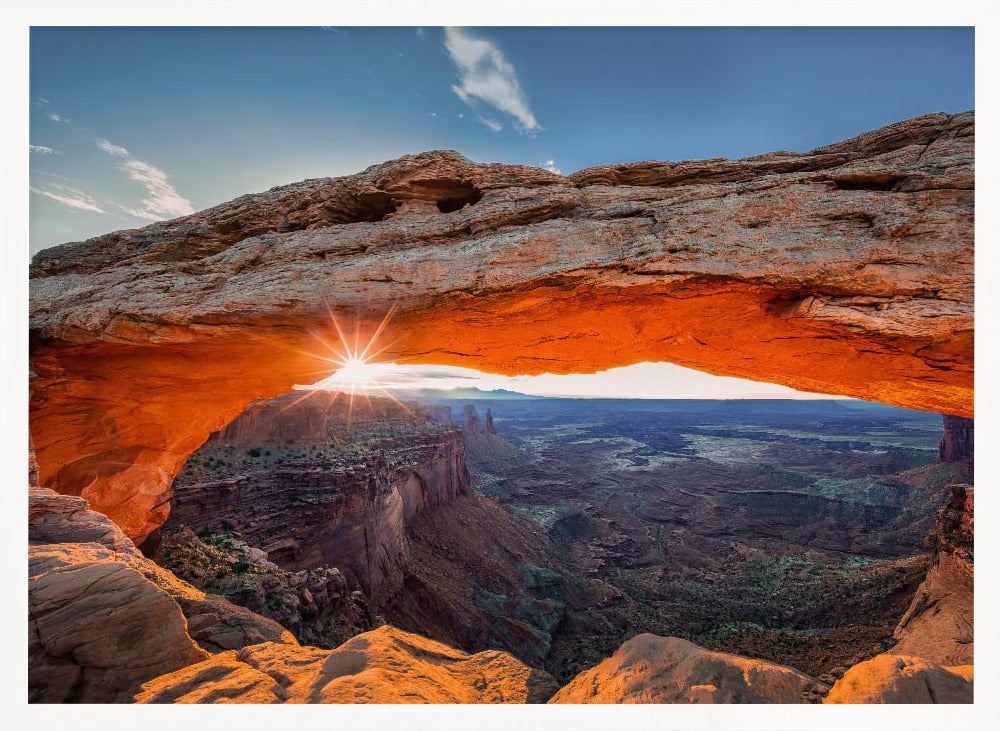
[29,112,973,542]
[890,483,973,665]
[548,634,825,703]
[135,625,560,704]
[28,485,296,702]
[822,654,973,704]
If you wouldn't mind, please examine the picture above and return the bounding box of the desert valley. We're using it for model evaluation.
[26,108,974,705]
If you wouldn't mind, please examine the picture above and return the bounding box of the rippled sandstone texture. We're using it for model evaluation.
[29,112,974,543]
[29,486,296,703]
[136,625,559,704]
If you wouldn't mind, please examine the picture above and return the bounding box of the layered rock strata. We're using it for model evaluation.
[29,486,296,703]
[29,112,974,543]
[165,393,470,604]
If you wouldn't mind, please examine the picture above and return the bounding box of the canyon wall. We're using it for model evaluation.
[940,415,974,463]
[165,393,471,604]
[29,112,974,541]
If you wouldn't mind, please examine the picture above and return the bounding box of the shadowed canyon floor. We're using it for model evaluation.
[156,393,969,686]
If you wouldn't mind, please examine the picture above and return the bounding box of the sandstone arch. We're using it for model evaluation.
[29,112,974,542]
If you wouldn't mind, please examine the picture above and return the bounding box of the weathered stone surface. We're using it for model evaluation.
[29,112,974,542]
[29,542,209,702]
[29,486,136,555]
[161,527,374,650]
[136,625,559,704]
[166,393,470,602]
[823,654,972,703]
[28,485,297,671]
[548,634,822,703]
[890,483,973,665]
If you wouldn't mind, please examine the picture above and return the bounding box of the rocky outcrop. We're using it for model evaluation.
[165,393,470,604]
[548,634,824,703]
[30,486,137,555]
[939,415,974,463]
[462,404,484,436]
[29,112,974,542]
[161,527,374,649]
[29,542,209,703]
[890,483,973,665]
[29,486,297,702]
[823,654,972,703]
[135,625,559,704]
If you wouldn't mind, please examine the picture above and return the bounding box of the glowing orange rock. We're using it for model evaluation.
[30,112,974,541]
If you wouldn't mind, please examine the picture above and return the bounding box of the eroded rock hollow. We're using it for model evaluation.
[29,112,973,542]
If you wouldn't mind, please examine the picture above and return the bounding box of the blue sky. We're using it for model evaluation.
[27,26,974,399]
[30,26,973,254]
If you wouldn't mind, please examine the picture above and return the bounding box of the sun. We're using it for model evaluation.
[282,303,414,423]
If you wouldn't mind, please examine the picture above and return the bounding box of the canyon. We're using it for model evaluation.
[26,112,974,704]
[29,112,973,544]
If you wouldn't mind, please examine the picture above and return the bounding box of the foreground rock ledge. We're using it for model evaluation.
[548,634,824,703]
[136,625,559,704]
[29,112,974,542]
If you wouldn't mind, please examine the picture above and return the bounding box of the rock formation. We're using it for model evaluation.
[462,404,484,435]
[165,392,470,604]
[135,625,559,704]
[548,634,824,703]
[890,483,973,665]
[160,527,374,649]
[29,112,974,543]
[29,485,296,702]
[939,415,974,463]
[823,654,973,703]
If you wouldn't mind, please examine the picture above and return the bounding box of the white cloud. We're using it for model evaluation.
[477,116,503,132]
[47,113,71,124]
[96,138,195,221]
[543,158,563,175]
[444,27,540,133]
[30,185,105,214]
[30,145,60,155]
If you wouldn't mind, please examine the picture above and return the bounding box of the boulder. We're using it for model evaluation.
[823,654,972,703]
[549,633,822,703]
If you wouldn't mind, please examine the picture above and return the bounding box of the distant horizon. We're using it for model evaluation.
[301,360,851,401]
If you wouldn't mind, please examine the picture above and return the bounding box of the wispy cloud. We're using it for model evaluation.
[30,145,61,155]
[444,27,540,133]
[478,116,503,132]
[30,185,105,214]
[47,113,71,124]
[543,158,563,175]
[96,138,195,221]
